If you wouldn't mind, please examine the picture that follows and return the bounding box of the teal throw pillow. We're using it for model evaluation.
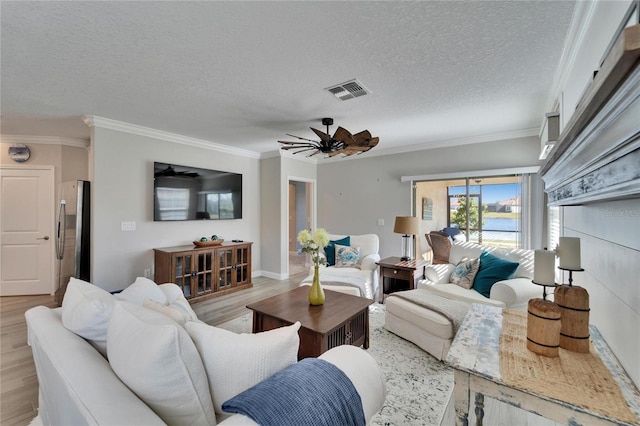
[473,251,519,298]
[325,236,350,266]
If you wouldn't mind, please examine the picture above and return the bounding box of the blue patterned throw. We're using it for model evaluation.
[222,358,366,426]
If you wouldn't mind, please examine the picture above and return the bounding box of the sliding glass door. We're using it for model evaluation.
[417,175,525,250]
[449,176,522,248]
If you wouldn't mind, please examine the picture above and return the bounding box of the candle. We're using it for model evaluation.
[558,237,581,270]
[534,250,556,285]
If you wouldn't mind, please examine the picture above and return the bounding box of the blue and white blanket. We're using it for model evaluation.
[222,358,365,426]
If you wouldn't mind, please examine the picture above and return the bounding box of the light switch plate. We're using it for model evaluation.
[121,221,136,231]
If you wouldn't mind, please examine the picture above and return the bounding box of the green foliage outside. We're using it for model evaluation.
[450,197,487,230]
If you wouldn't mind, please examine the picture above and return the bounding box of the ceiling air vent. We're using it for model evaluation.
[325,79,370,101]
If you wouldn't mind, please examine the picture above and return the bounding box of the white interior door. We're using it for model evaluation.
[1,166,54,295]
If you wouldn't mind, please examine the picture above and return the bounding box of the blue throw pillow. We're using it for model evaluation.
[325,236,350,266]
[472,251,519,298]
[441,227,461,238]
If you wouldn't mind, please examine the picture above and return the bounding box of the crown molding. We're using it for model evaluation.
[543,1,598,114]
[82,115,261,159]
[0,134,89,148]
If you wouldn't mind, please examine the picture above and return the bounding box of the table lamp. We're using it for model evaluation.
[394,216,419,261]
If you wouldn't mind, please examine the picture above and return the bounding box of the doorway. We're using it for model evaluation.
[288,180,313,277]
[1,166,55,295]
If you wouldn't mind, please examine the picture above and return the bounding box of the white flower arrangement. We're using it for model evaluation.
[297,228,329,267]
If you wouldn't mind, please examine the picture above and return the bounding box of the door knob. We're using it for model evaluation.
[37,236,50,240]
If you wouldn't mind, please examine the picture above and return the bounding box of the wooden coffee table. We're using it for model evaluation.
[246,286,372,360]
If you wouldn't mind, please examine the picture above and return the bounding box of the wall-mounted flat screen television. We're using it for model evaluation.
[153,162,242,221]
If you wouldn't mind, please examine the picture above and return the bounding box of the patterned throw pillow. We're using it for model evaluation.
[334,244,361,268]
[449,257,480,289]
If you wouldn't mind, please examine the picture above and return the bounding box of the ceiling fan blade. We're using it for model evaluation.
[285,134,319,143]
[332,127,354,144]
[310,127,331,142]
[278,140,317,146]
[281,146,312,150]
[352,130,373,146]
[366,137,379,148]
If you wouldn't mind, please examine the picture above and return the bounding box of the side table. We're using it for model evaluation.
[377,257,428,303]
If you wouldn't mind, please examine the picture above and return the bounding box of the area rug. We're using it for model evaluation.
[218,304,454,425]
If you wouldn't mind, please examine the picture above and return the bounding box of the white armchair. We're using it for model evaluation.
[301,233,380,300]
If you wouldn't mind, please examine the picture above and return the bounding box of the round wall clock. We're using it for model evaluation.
[8,144,30,162]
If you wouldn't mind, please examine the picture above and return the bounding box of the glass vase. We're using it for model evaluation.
[308,264,325,305]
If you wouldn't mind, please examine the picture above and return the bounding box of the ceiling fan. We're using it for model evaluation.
[278,118,379,157]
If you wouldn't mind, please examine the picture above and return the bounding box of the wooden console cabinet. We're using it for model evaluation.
[154,242,252,303]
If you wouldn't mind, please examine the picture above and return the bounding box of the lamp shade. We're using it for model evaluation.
[394,216,419,235]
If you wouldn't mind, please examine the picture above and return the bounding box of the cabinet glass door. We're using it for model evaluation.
[218,249,233,290]
[236,247,249,285]
[195,252,213,296]
[174,254,192,298]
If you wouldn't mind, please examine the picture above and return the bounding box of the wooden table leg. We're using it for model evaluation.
[454,369,470,426]
[251,311,261,333]
[474,392,485,426]
[364,309,370,349]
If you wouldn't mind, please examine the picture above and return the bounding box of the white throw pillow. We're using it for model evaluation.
[158,282,187,303]
[335,244,361,268]
[115,277,167,305]
[142,297,199,326]
[61,277,115,355]
[108,302,216,426]
[185,321,301,413]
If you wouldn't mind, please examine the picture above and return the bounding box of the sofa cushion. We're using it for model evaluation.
[115,276,167,305]
[449,257,480,290]
[107,302,216,426]
[61,277,116,356]
[185,320,301,413]
[335,244,360,268]
[473,251,519,297]
[418,281,506,308]
[325,236,350,266]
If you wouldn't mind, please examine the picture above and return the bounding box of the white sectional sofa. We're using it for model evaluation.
[27,277,386,425]
[385,241,542,360]
[301,233,380,300]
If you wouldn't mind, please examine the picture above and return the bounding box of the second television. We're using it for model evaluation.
[154,162,242,221]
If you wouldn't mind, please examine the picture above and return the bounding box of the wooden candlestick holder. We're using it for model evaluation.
[555,267,590,353]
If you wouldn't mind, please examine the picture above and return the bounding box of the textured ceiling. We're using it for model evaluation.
[1,1,576,156]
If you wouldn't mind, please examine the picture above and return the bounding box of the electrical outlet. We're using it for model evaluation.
[377,219,384,226]
[144,268,151,278]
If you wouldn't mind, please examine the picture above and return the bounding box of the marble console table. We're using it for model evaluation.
[446,303,640,426]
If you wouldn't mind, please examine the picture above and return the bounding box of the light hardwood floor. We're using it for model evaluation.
[0,272,306,426]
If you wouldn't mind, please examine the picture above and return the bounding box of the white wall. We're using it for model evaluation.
[260,156,281,278]
[91,126,261,292]
[259,155,316,278]
[552,0,639,386]
[317,136,541,259]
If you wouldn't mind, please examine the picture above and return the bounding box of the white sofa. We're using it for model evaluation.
[27,278,386,425]
[385,241,542,360]
[301,233,380,300]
